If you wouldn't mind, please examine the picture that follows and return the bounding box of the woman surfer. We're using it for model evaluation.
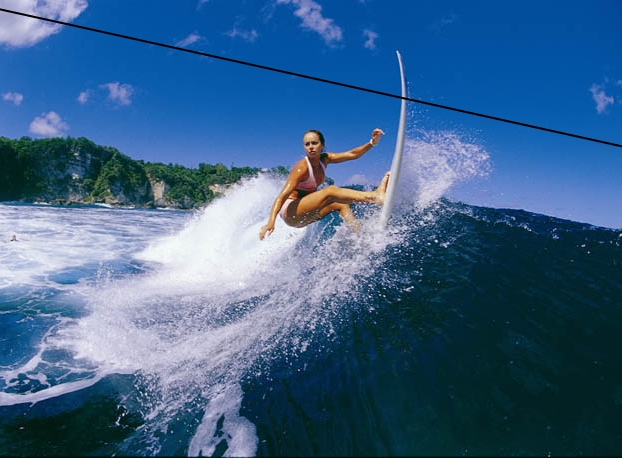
[259,128,390,240]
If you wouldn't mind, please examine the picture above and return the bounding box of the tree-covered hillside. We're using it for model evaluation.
[0,136,288,209]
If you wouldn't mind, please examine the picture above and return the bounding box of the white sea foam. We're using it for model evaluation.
[0,204,187,290]
[187,383,258,457]
[0,373,109,406]
[0,132,490,455]
[51,174,396,455]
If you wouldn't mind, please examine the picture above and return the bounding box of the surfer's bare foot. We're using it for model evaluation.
[373,172,390,205]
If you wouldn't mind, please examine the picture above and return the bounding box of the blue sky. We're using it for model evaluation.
[1,0,621,228]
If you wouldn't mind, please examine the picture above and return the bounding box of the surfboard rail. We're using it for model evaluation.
[379,50,407,227]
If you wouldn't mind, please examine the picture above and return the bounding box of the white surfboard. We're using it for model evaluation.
[379,50,407,227]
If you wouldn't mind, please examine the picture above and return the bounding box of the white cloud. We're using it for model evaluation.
[175,33,203,48]
[589,83,614,114]
[363,29,378,50]
[2,91,24,105]
[77,90,90,104]
[29,111,69,137]
[439,14,457,27]
[0,0,88,48]
[225,26,259,43]
[430,14,458,33]
[100,82,134,106]
[344,173,372,187]
[276,0,343,46]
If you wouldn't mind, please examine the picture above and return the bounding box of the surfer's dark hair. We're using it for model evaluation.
[304,129,325,146]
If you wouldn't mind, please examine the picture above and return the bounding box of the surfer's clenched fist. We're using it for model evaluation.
[370,128,385,146]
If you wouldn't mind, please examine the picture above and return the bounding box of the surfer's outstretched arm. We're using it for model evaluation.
[325,128,385,164]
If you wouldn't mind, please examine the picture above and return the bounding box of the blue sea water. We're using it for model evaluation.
[1,138,621,456]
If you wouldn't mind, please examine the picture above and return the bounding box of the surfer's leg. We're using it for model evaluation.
[283,173,389,228]
[296,172,390,215]
[334,203,361,231]
[319,202,354,221]
[319,202,359,230]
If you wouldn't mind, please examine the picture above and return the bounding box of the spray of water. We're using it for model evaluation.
[0,128,491,455]
[42,174,393,455]
[396,128,491,212]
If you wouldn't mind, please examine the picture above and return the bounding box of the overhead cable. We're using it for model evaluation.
[1,7,620,149]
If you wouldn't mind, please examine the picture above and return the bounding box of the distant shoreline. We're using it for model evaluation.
[0,200,193,211]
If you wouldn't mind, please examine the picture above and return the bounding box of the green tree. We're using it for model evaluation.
[0,135,286,208]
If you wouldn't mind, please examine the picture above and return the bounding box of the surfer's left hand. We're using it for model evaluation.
[259,224,274,240]
[370,128,385,146]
